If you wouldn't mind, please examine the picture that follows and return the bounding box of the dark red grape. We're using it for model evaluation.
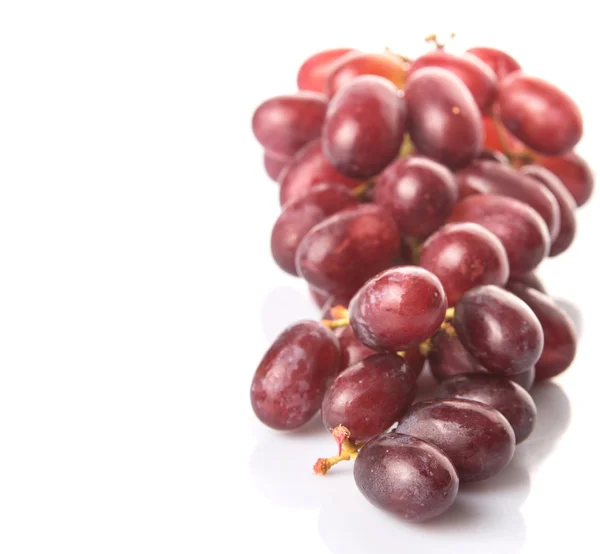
[498,73,583,156]
[538,152,594,207]
[454,285,544,375]
[478,149,510,164]
[506,284,577,381]
[323,76,407,179]
[402,348,425,378]
[395,398,515,482]
[271,183,358,275]
[349,266,447,351]
[251,321,340,430]
[373,156,458,238]
[264,151,289,181]
[507,272,545,293]
[407,50,497,112]
[321,353,416,442]
[419,222,509,306]
[278,139,361,206]
[466,47,521,80]
[449,194,550,275]
[354,433,458,522]
[297,48,356,93]
[457,160,560,241]
[296,204,400,296]
[326,52,406,98]
[252,92,327,158]
[521,164,576,256]
[404,67,483,168]
[435,374,536,443]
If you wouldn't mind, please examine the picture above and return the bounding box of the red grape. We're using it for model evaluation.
[521,164,576,256]
[252,92,327,157]
[419,222,510,306]
[296,204,400,295]
[481,116,528,157]
[349,266,447,351]
[449,194,550,275]
[326,52,406,98]
[354,433,458,522]
[271,183,358,275]
[251,321,340,430]
[478,149,510,164]
[297,48,356,93]
[323,76,407,179]
[454,285,544,375]
[457,160,560,241]
[373,156,458,238]
[466,47,521,80]
[407,50,498,112]
[435,374,536,443]
[278,139,361,206]
[507,272,545,293]
[538,152,594,207]
[395,398,516,482]
[404,67,483,168]
[264,151,290,181]
[498,73,583,155]
[321,353,416,442]
[507,284,577,381]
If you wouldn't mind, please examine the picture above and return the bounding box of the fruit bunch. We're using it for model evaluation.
[250,38,591,522]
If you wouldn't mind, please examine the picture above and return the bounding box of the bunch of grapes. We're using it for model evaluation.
[250,38,591,522]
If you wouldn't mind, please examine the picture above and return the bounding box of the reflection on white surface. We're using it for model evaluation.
[553,298,583,339]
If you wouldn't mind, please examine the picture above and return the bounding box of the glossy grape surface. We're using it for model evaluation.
[297,48,356,93]
[538,152,594,207]
[507,272,545,293]
[498,73,583,155]
[252,92,327,157]
[407,50,497,112]
[466,47,521,80]
[350,266,447,351]
[321,353,416,442]
[395,398,516,482]
[419,222,509,306]
[454,285,544,375]
[354,433,458,522]
[507,284,577,381]
[264,151,289,181]
[373,156,458,238]
[435,374,536,443]
[478,149,510,164]
[449,194,550,275]
[296,204,400,296]
[278,139,361,206]
[271,184,358,275]
[323,76,407,179]
[521,164,576,256]
[251,321,340,430]
[405,67,483,168]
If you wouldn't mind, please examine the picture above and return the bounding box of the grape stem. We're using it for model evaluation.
[491,116,535,165]
[425,32,455,50]
[313,425,361,475]
[351,181,373,199]
[322,306,350,330]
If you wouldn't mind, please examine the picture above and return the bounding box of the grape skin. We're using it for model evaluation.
[297,48,356,93]
[264,151,289,181]
[538,152,594,208]
[466,47,522,80]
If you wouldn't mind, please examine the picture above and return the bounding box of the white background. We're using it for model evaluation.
[0,1,598,552]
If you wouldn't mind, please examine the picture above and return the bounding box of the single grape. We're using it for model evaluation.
[449,194,550,275]
[278,139,361,206]
[252,92,328,157]
[271,183,359,275]
[498,73,583,156]
[297,48,356,93]
[538,152,594,207]
[507,284,577,381]
[323,76,407,179]
[457,160,560,241]
[454,285,544,375]
[435,374,536,443]
[373,156,458,238]
[407,50,498,112]
[321,353,416,442]
[296,204,400,296]
[264,151,289,182]
[354,433,458,522]
[478,149,510,164]
[349,266,447,351]
[251,321,340,430]
[326,51,406,98]
[507,272,545,293]
[419,222,509,306]
[521,164,576,256]
[395,398,515,482]
[466,47,521,80]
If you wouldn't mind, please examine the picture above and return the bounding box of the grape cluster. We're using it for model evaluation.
[250,39,590,523]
